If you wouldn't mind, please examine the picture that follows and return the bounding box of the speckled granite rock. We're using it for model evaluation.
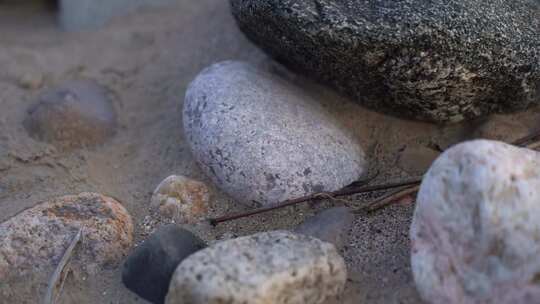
[294,206,354,251]
[151,175,210,224]
[0,193,133,277]
[24,80,117,149]
[0,193,133,300]
[411,140,540,303]
[166,230,346,304]
[231,0,540,122]
[183,61,366,207]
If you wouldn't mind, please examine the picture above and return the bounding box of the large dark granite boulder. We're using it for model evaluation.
[230,0,540,122]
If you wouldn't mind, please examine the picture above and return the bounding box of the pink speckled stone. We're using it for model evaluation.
[411,140,540,304]
[0,193,133,280]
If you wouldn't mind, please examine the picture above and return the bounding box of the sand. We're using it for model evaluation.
[1,1,539,303]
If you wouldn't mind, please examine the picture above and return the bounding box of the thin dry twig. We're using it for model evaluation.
[44,227,83,304]
[208,178,422,225]
[313,192,355,206]
[512,131,540,147]
[353,185,421,214]
[208,130,540,226]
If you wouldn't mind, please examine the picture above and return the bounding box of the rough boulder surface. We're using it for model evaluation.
[231,0,540,122]
[166,230,347,304]
[183,61,366,207]
[411,140,540,304]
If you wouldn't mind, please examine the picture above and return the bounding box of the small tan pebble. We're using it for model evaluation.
[18,71,44,90]
[151,175,210,224]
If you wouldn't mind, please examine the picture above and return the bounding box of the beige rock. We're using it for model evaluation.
[166,230,347,304]
[151,175,210,224]
[0,192,133,282]
[411,140,540,304]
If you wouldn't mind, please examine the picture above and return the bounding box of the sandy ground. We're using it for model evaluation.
[1,1,539,303]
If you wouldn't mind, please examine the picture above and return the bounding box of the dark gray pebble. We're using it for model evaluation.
[122,225,207,304]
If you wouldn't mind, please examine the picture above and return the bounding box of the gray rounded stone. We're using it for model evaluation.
[165,230,347,304]
[24,80,117,149]
[294,206,354,251]
[411,140,540,303]
[230,0,540,122]
[183,61,366,207]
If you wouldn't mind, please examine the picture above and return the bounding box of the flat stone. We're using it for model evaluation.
[411,140,540,303]
[294,207,354,251]
[166,230,347,304]
[183,61,366,207]
[122,225,207,304]
[398,145,441,175]
[0,193,133,299]
[231,0,540,122]
[23,80,117,150]
[151,175,210,224]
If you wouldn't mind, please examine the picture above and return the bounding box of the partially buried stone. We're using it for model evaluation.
[294,207,354,251]
[122,225,207,304]
[184,61,366,207]
[0,193,133,300]
[166,230,346,304]
[23,79,117,149]
[151,175,210,224]
[411,140,540,303]
[230,0,540,122]
[397,145,441,176]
